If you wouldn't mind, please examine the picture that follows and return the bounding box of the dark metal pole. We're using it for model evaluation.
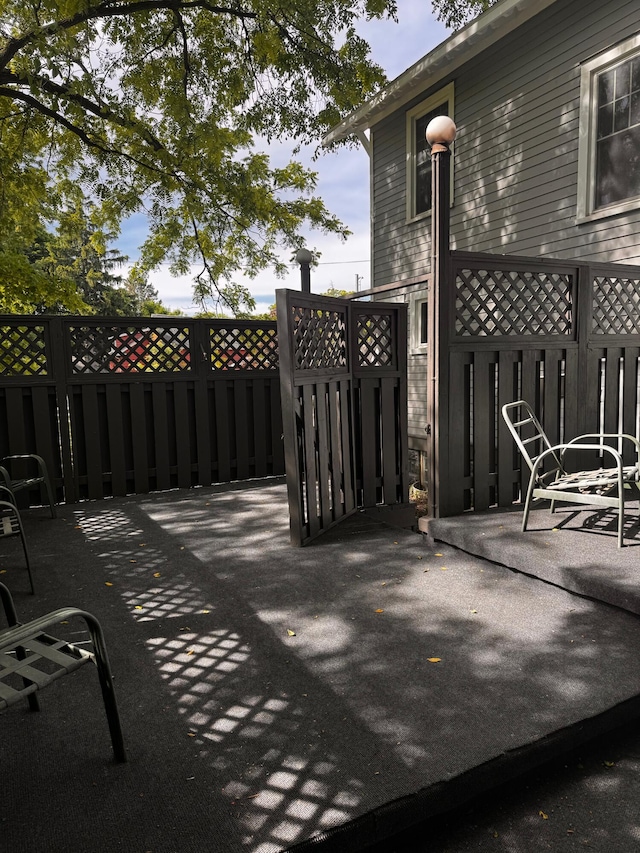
[294,248,313,294]
[425,116,456,518]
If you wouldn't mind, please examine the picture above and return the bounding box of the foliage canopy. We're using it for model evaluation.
[0,0,399,314]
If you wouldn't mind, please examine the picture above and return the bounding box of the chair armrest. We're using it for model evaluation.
[565,434,640,454]
[1,454,48,476]
[534,443,624,476]
[0,604,107,656]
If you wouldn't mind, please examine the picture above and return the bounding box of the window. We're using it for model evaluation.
[410,293,428,354]
[578,35,640,221]
[406,83,455,222]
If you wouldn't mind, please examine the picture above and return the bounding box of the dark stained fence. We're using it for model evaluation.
[0,316,283,505]
[431,251,640,517]
[277,290,408,546]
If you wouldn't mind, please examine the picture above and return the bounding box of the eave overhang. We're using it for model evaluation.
[323,0,560,146]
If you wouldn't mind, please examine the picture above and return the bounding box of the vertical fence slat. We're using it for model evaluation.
[252,377,267,479]
[234,379,250,482]
[152,382,171,493]
[340,379,355,514]
[447,352,468,516]
[173,382,191,489]
[563,347,579,443]
[303,383,319,540]
[380,379,398,504]
[472,351,492,512]
[213,380,231,483]
[129,384,149,495]
[359,379,378,508]
[106,384,128,497]
[622,347,639,464]
[497,350,519,507]
[315,381,332,526]
[81,385,105,500]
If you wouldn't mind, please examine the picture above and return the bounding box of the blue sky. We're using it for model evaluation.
[118,2,450,314]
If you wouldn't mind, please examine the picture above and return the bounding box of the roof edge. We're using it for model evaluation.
[323,0,560,146]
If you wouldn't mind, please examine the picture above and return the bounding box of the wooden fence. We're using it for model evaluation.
[0,316,283,505]
[430,250,640,517]
[277,291,409,545]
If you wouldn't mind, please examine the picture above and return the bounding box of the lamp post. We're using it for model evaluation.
[294,248,313,294]
[425,115,456,519]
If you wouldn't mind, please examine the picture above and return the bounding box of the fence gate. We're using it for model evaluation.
[276,289,409,546]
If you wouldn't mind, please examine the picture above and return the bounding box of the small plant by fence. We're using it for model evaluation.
[0,316,283,504]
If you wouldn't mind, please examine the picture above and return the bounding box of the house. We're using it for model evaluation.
[325,0,640,476]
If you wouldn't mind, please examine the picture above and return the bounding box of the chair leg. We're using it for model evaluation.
[522,468,541,533]
[618,490,625,548]
[84,614,127,762]
[42,472,56,519]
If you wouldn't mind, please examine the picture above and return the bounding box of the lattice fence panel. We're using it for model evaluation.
[592,276,640,334]
[357,313,393,367]
[210,327,278,370]
[70,326,191,373]
[0,325,48,376]
[292,307,347,371]
[455,269,574,336]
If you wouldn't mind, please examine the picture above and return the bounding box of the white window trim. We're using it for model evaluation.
[405,83,455,224]
[409,292,429,354]
[577,33,640,223]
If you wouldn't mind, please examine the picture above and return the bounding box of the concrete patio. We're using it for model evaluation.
[2,481,640,852]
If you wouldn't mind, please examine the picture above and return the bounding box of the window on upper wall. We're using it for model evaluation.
[578,35,640,222]
[406,83,455,222]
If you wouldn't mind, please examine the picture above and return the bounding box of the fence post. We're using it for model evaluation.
[48,316,77,503]
[426,116,456,518]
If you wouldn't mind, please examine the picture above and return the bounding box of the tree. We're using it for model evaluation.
[0,0,397,315]
[431,0,498,30]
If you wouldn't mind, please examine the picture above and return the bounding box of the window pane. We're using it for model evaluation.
[632,58,640,93]
[595,125,640,207]
[615,61,631,97]
[414,101,448,216]
[614,96,630,132]
[420,301,428,344]
[598,68,615,106]
[632,91,640,127]
[597,102,614,138]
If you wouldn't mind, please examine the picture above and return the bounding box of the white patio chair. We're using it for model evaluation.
[502,400,640,547]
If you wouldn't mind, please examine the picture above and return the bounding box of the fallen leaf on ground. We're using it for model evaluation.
[375,609,384,613]
[539,810,548,820]
[435,553,443,557]
[153,572,161,577]
[105,581,113,587]
[427,657,441,663]
[287,629,296,636]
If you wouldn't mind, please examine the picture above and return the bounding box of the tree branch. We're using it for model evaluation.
[0,0,258,71]
[0,86,169,176]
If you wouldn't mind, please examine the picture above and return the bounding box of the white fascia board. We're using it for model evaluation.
[323,0,560,147]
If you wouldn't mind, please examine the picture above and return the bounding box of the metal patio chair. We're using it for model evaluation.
[0,581,126,762]
[0,454,56,518]
[0,487,33,593]
[502,400,640,547]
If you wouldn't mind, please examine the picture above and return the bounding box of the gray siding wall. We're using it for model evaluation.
[371,0,640,288]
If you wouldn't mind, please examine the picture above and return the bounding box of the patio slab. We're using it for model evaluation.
[2,482,640,853]
[429,503,640,616]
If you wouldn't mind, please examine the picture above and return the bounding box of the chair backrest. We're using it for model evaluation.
[501,400,564,477]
